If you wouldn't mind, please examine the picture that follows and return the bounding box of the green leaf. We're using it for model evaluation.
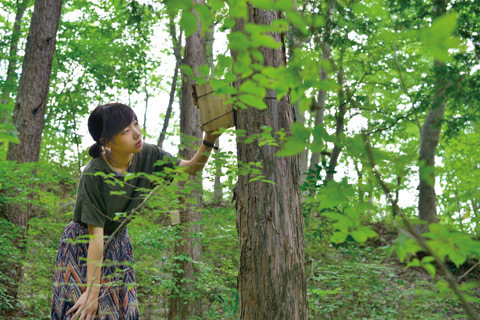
[318,80,341,91]
[180,11,198,38]
[0,132,19,144]
[286,10,308,34]
[423,262,436,278]
[430,12,458,36]
[164,0,192,12]
[228,31,251,51]
[448,248,467,268]
[406,258,421,268]
[123,173,137,182]
[350,226,378,243]
[251,33,282,49]
[239,80,265,97]
[181,64,194,76]
[197,64,210,77]
[276,122,310,156]
[311,125,327,153]
[232,51,253,76]
[418,12,461,63]
[421,256,435,264]
[193,4,214,35]
[238,94,268,109]
[330,231,348,244]
[227,0,248,19]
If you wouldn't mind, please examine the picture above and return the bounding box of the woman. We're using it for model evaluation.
[50,103,221,319]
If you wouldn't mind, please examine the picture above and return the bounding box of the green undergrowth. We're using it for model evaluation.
[8,198,480,319]
[307,233,480,320]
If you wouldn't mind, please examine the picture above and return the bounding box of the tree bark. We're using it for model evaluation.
[143,78,150,142]
[1,0,62,317]
[287,0,308,191]
[168,1,205,319]
[416,0,448,232]
[0,0,31,124]
[324,60,346,183]
[309,0,336,185]
[417,59,446,231]
[212,139,223,204]
[231,5,308,319]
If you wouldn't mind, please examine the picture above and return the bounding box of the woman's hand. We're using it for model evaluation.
[205,130,222,143]
[66,289,99,320]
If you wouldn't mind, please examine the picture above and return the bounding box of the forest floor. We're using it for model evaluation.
[10,201,480,319]
[305,220,480,319]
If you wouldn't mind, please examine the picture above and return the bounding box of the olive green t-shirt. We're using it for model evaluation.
[72,142,181,235]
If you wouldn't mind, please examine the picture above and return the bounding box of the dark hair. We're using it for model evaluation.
[87,103,138,159]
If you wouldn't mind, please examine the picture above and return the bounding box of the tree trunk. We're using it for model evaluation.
[287,0,308,191]
[416,0,449,232]
[143,78,150,142]
[324,61,346,183]
[0,0,30,124]
[309,0,336,184]
[417,59,446,231]
[1,0,62,317]
[212,138,223,204]
[158,16,182,149]
[168,1,205,319]
[231,5,308,319]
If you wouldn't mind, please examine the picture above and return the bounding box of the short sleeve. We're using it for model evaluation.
[152,145,180,183]
[74,172,106,228]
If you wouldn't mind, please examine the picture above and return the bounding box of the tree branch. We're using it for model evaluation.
[362,131,479,320]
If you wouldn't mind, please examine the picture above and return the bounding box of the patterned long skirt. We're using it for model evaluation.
[50,221,140,319]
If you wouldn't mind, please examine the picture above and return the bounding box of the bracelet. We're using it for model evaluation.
[203,139,219,150]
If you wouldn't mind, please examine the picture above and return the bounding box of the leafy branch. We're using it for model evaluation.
[361,131,480,320]
[76,176,182,315]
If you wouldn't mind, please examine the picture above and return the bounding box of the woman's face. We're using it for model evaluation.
[105,119,143,153]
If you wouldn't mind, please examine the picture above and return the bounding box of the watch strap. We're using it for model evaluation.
[203,139,219,150]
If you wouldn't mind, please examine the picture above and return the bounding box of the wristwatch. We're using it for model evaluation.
[203,139,219,150]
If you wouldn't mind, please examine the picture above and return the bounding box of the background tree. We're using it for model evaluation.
[0,0,31,124]
[0,0,478,318]
[168,0,206,318]
[0,0,62,317]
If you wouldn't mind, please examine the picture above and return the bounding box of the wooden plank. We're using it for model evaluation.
[191,82,235,132]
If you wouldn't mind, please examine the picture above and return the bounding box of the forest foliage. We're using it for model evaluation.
[0,0,479,318]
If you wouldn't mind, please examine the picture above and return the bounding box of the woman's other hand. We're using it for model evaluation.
[66,289,99,319]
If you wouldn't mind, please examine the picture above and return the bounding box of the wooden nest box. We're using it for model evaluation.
[191,82,235,132]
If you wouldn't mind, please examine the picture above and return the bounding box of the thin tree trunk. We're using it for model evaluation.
[168,1,205,318]
[416,0,449,233]
[454,189,464,231]
[1,0,62,317]
[469,191,479,239]
[325,58,346,183]
[309,0,336,185]
[143,78,149,142]
[158,16,183,149]
[417,59,447,230]
[231,5,307,319]
[0,0,31,124]
[288,0,308,190]
[354,160,365,203]
[212,138,223,204]
[67,90,82,173]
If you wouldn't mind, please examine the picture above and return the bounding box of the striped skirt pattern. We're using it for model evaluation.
[51,221,139,319]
